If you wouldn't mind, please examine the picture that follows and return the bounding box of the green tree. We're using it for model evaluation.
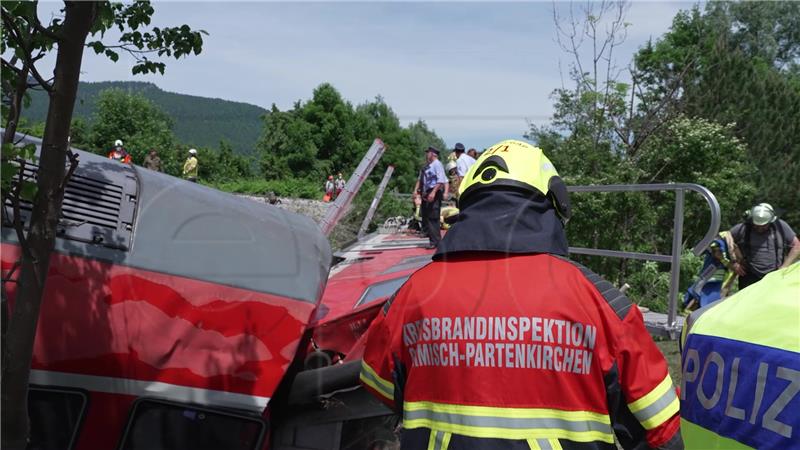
[0,3,204,447]
[199,140,251,182]
[635,117,756,232]
[89,88,179,169]
[258,104,317,179]
[303,83,361,171]
[256,84,447,192]
[355,97,423,191]
[529,1,756,310]
[635,1,800,224]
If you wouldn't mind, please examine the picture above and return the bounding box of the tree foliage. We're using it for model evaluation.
[529,0,758,311]
[257,83,445,192]
[89,88,176,163]
[1,3,204,447]
[635,1,800,224]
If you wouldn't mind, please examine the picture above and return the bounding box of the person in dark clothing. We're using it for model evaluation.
[730,203,799,289]
[417,147,447,249]
[412,169,427,236]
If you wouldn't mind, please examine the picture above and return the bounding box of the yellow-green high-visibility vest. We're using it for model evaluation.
[183,156,198,179]
[680,263,800,449]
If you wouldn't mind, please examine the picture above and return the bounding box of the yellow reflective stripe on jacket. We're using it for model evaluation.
[403,401,614,443]
[426,430,451,450]
[689,263,800,353]
[627,374,679,429]
[359,360,393,401]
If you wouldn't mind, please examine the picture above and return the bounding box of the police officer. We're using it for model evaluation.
[360,140,683,450]
[680,263,799,449]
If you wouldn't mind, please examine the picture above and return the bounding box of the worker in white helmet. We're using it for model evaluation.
[183,148,199,182]
[729,203,799,289]
[108,139,131,164]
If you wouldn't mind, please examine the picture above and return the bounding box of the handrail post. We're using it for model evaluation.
[667,189,685,330]
[357,165,394,239]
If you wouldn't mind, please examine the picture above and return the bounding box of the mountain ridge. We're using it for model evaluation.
[22,81,267,155]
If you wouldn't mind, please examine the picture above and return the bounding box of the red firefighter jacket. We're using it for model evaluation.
[360,253,682,450]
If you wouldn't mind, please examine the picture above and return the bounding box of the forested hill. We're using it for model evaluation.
[22,81,266,155]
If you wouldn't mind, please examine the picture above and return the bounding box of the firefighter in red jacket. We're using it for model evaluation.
[360,140,683,450]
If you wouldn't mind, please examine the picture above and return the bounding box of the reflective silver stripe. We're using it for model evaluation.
[29,369,269,412]
[631,385,678,424]
[432,431,446,450]
[359,363,393,398]
[403,409,612,434]
[537,438,553,450]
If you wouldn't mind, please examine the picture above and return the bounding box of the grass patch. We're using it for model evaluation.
[654,338,682,385]
[209,177,322,199]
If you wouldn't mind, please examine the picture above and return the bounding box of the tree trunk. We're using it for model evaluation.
[1,3,98,449]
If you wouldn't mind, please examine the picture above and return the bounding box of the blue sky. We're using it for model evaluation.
[37,1,697,150]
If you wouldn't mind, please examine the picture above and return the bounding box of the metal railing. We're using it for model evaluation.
[319,138,386,236]
[567,183,721,334]
[357,165,394,239]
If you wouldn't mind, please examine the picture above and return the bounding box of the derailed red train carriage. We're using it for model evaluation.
[2,134,430,449]
[271,233,435,449]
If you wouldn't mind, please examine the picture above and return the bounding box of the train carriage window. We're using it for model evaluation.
[354,276,409,308]
[27,386,87,450]
[119,399,265,450]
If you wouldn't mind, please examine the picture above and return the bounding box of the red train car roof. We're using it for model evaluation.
[308,230,436,359]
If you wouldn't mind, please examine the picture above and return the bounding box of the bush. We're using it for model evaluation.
[623,250,704,313]
[210,177,322,199]
[625,261,671,313]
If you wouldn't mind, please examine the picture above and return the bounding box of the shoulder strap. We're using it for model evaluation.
[772,222,785,263]
[743,223,752,258]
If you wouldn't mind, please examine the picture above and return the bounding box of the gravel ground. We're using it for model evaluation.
[237,195,332,223]
[237,194,359,248]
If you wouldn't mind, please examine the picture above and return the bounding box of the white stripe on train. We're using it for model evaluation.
[29,369,270,413]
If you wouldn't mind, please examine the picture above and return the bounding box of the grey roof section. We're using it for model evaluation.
[3,131,332,303]
[130,168,331,303]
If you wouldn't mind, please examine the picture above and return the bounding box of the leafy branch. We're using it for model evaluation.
[85,2,206,75]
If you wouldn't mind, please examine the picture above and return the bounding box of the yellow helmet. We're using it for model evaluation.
[458,139,571,221]
[440,206,459,230]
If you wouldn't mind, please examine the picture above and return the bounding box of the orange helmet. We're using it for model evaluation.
[328,175,334,180]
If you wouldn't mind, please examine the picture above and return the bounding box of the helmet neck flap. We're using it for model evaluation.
[433,187,569,260]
